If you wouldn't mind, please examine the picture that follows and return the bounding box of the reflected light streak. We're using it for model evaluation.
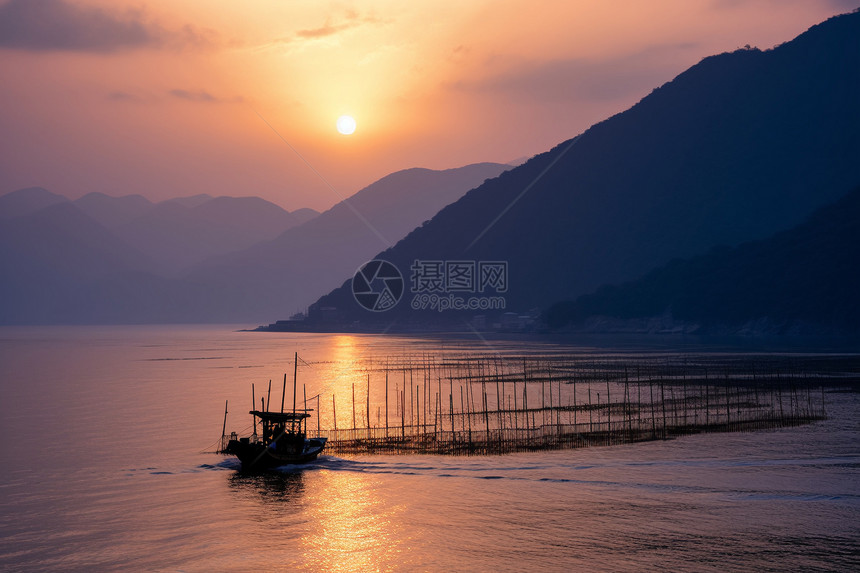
[301,470,404,572]
[325,335,367,430]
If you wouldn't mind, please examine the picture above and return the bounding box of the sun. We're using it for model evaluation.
[336,115,357,135]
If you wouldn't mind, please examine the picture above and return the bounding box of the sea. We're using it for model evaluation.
[0,325,858,572]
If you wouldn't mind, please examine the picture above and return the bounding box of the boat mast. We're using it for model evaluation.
[280,373,286,413]
[220,399,228,443]
[292,351,298,416]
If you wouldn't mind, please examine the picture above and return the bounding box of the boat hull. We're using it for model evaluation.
[225,437,327,470]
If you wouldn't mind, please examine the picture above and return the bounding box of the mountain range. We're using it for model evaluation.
[0,189,317,323]
[180,163,510,322]
[78,193,319,274]
[3,11,859,332]
[0,163,509,323]
[0,188,319,275]
[307,11,860,333]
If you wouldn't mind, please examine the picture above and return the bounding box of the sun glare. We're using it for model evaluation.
[336,115,357,135]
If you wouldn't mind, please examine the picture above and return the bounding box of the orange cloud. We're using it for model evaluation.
[0,0,216,53]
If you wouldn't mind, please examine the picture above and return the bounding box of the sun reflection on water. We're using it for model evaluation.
[323,335,370,430]
[300,469,404,572]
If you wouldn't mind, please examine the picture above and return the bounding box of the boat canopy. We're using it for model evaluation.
[249,410,311,422]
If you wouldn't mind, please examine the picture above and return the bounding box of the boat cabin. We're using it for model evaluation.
[250,410,311,455]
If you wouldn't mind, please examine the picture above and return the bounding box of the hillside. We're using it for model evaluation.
[308,12,860,329]
[544,185,860,335]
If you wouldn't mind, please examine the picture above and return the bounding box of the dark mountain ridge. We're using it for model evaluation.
[544,185,860,335]
[309,11,860,327]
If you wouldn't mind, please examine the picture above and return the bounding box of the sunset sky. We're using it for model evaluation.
[0,0,855,211]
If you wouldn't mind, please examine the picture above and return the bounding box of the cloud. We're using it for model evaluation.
[107,91,146,102]
[450,43,699,104]
[267,10,386,46]
[0,0,214,53]
[169,89,217,102]
[295,14,384,39]
[295,22,356,40]
[168,89,243,104]
[104,89,242,104]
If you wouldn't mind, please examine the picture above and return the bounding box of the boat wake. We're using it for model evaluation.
[256,452,860,504]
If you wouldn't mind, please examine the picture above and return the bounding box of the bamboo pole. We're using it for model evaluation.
[605,373,611,434]
[252,384,257,435]
[385,369,389,436]
[449,377,455,438]
[333,394,337,432]
[588,387,592,432]
[495,369,503,435]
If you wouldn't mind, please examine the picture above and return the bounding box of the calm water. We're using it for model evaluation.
[0,326,858,572]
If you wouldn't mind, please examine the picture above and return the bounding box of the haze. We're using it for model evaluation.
[0,0,853,211]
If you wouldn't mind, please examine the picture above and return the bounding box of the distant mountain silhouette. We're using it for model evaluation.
[194,196,318,231]
[287,208,319,225]
[0,163,506,323]
[0,187,68,218]
[0,187,319,323]
[0,202,156,323]
[113,195,317,274]
[73,192,155,228]
[166,194,214,208]
[544,185,860,335]
[179,162,511,322]
[309,11,860,329]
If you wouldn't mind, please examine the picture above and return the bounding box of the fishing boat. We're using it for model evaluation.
[218,352,327,470]
[220,410,327,470]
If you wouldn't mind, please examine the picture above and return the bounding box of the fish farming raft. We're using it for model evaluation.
[228,353,858,457]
